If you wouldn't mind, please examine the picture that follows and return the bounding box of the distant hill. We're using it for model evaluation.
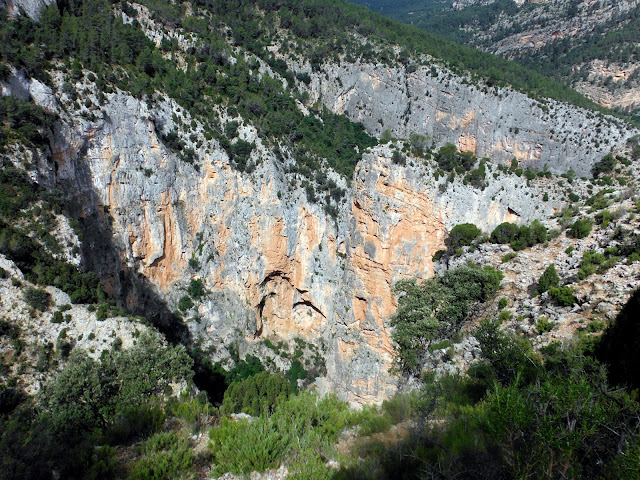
[352,0,640,123]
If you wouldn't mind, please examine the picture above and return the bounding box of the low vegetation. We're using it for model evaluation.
[391,263,503,373]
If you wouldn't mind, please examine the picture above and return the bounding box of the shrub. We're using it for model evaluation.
[434,143,476,172]
[221,372,291,416]
[187,278,205,300]
[51,311,64,323]
[490,222,520,244]
[596,210,612,228]
[536,317,554,334]
[538,264,559,292]
[391,150,406,166]
[586,321,606,333]
[491,221,547,250]
[286,359,309,392]
[498,309,512,323]
[178,295,193,312]
[209,417,287,475]
[502,252,517,263]
[498,298,508,309]
[474,319,540,385]
[549,286,576,306]
[23,287,51,311]
[446,223,481,249]
[40,331,193,437]
[592,153,616,178]
[353,405,393,436]
[103,404,166,445]
[569,218,593,239]
[96,303,109,321]
[129,432,193,480]
[578,250,608,279]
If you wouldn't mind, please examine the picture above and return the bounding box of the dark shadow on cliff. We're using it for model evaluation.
[73,203,192,345]
[595,288,640,391]
[64,184,227,403]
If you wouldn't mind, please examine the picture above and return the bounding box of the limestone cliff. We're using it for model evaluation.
[3,0,637,404]
[24,65,562,403]
[297,61,635,176]
[354,0,640,115]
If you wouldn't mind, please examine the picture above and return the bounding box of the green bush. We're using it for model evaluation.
[187,278,205,300]
[391,150,406,166]
[381,392,415,424]
[23,287,51,311]
[129,432,193,480]
[549,286,576,306]
[536,317,554,334]
[221,372,291,416]
[446,223,481,249]
[177,295,193,312]
[103,403,166,445]
[596,209,612,228]
[502,252,517,263]
[490,220,547,250]
[569,218,593,239]
[434,143,476,172]
[210,416,288,475]
[490,222,520,244]
[586,320,606,333]
[391,263,503,373]
[51,310,64,323]
[353,405,393,436]
[592,153,617,178]
[40,331,193,437]
[538,264,559,292]
[474,319,540,385]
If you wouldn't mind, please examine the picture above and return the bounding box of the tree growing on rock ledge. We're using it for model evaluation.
[446,223,481,250]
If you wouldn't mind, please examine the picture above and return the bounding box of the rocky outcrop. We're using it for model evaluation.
[0,0,54,19]
[6,0,636,404]
[26,63,563,403]
[0,255,147,396]
[298,61,637,176]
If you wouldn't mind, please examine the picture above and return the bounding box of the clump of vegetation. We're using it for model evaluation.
[23,287,51,311]
[569,217,593,239]
[446,223,481,249]
[490,220,547,251]
[129,432,193,480]
[549,286,576,306]
[538,263,559,292]
[209,391,352,477]
[536,316,554,334]
[434,143,476,173]
[391,263,503,373]
[578,248,620,279]
[221,371,291,416]
[592,153,617,178]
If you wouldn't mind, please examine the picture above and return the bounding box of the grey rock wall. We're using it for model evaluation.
[300,61,637,176]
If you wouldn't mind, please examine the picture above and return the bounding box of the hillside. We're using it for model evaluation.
[352,0,640,122]
[1,0,640,478]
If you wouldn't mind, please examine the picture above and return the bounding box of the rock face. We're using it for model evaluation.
[300,61,636,176]
[36,68,562,403]
[7,1,637,404]
[0,0,54,19]
[352,0,640,114]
